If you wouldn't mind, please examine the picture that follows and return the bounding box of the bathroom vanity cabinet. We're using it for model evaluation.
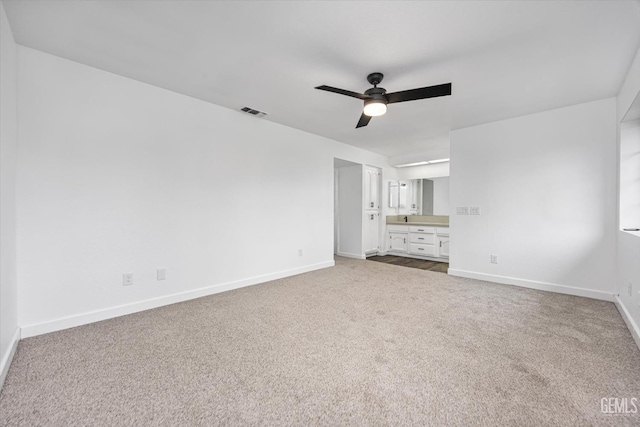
[386,224,449,261]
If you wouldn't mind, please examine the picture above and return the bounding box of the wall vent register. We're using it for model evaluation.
[240,107,268,118]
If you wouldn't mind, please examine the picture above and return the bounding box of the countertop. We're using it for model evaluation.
[387,221,449,227]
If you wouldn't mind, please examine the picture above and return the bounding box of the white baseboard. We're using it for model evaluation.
[21,260,335,339]
[336,251,365,260]
[448,269,616,302]
[614,296,640,351]
[0,327,21,391]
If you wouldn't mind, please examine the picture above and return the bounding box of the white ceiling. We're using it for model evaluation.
[4,0,640,157]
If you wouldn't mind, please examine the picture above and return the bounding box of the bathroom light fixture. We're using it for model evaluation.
[395,158,450,168]
[363,99,387,117]
[395,161,429,168]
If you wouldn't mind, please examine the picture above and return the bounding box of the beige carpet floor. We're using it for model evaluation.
[1,257,639,426]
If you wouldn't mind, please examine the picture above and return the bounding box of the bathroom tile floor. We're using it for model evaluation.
[366,255,449,273]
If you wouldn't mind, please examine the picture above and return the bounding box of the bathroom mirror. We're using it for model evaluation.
[389,177,449,215]
[388,181,398,208]
[389,180,411,210]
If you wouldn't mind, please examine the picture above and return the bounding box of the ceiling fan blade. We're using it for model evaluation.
[385,83,452,104]
[315,85,370,100]
[356,113,372,128]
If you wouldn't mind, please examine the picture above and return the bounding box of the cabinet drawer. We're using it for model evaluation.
[409,226,435,233]
[387,224,409,232]
[409,243,436,256]
[409,233,435,244]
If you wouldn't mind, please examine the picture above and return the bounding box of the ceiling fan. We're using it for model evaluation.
[315,73,452,128]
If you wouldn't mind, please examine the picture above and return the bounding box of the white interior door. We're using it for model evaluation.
[365,212,380,253]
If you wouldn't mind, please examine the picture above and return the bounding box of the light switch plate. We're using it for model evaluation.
[457,207,469,215]
[157,269,166,281]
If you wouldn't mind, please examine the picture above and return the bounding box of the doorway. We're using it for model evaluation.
[334,158,362,258]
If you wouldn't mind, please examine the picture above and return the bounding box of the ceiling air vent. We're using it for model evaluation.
[240,107,268,118]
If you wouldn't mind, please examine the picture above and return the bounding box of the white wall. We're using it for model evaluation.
[616,45,640,348]
[449,98,617,301]
[0,2,19,386]
[16,46,391,337]
[432,177,449,216]
[336,165,363,258]
[395,162,449,180]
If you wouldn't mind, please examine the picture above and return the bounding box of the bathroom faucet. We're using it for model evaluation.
[404,216,408,222]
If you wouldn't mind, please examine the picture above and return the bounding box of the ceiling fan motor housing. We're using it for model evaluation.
[364,87,388,107]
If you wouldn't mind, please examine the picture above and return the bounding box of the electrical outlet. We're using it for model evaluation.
[490,254,498,264]
[629,282,633,297]
[157,269,166,281]
[123,273,133,286]
[298,249,303,257]
[456,207,469,215]
[470,206,481,215]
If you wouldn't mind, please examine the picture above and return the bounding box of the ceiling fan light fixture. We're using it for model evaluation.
[363,99,387,117]
[315,73,451,128]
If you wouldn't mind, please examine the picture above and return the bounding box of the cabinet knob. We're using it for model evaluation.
[370,202,374,208]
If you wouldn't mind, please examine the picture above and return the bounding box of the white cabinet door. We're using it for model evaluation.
[436,235,450,258]
[388,232,408,252]
[364,167,380,210]
[364,212,380,253]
